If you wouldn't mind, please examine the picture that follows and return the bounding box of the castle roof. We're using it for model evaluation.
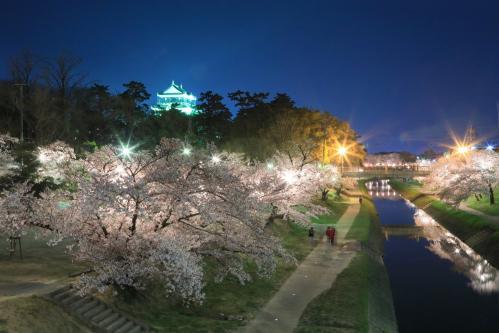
[160,80,190,96]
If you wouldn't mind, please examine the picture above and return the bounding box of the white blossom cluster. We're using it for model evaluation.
[35,141,76,183]
[0,134,19,178]
[424,150,499,206]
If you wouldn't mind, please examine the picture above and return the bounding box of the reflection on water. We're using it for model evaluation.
[367,179,400,199]
[367,179,499,332]
[367,179,499,294]
[413,208,499,294]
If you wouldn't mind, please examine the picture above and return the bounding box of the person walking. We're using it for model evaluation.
[308,227,315,246]
[359,196,363,204]
[326,226,336,246]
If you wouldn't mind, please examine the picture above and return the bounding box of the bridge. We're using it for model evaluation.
[342,167,430,179]
[381,224,440,240]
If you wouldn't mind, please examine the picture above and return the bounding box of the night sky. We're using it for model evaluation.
[2,0,499,153]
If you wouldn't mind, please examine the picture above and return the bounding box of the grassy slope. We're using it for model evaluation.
[108,220,315,333]
[311,197,350,225]
[346,181,384,253]
[295,181,397,333]
[0,231,90,333]
[0,231,88,296]
[0,296,89,333]
[295,253,370,333]
[465,187,499,216]
[391,180,499,268]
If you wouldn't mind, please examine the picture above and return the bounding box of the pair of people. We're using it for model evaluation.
[325,226,336,245]
[308,226,336,246]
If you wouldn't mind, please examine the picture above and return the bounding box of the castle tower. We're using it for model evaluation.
[151,81,198,116]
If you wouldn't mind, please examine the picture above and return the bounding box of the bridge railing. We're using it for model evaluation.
[341,167,431,178]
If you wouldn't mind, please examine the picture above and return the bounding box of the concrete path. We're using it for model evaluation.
[0,279,71,303]
[459,202,499,225]
[238,203,361,333]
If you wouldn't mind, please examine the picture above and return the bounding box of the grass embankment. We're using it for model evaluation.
[391,180,499,268]
[0,296,89,333]
[295,181,397,333]
[0,231,90,333]
[107,219,314,333]
[311,195,350,225]
[465,187,499,216]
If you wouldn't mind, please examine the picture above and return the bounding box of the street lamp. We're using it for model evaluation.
[486,144,495,151]
[455,144,470,155]
[211,155,221,164]
[119,144,133,159]
[338,145,348,173]
[182,147,192,156]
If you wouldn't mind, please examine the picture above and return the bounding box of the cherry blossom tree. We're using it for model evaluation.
[424,150,499,206]
[225,151,340,225]
[1,137,342,302]
[1,139,291,302]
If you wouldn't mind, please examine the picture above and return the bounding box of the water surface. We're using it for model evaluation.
[367,180,499,333]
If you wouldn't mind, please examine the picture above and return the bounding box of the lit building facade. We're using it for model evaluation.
[151,81,198,116]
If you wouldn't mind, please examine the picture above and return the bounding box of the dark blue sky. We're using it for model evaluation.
[2,0,499,152]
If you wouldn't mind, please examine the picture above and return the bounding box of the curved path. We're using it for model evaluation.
[458,202,499,225]
[238,202,361,333]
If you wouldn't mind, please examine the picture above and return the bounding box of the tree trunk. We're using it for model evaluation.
[336,185,342,197]
[489,184,495,205]
[321,189,329,201]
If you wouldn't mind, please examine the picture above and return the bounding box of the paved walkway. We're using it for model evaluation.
[0,280,66,302]
[459,202,499,225]
[238,203,361,333]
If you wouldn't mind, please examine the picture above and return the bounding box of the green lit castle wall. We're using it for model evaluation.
[151,81,198,116]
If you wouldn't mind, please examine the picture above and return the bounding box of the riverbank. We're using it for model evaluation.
[390,180,499,268]
[464,187,499,217]
[295,181,398,333]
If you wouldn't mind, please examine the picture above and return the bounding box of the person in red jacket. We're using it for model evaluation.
[326,226,336,246]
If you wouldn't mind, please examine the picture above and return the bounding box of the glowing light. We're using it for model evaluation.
[182,147,192,156]
[266,162,274,170]
[38,152,49,163]
[282,170,297,184]
[486,145,494,151]
[119,145,133,159]
[338,146,348,156]
[211,155,221,163]
[456,145,470,155]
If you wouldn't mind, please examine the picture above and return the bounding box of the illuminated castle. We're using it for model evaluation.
[151,81,198,116]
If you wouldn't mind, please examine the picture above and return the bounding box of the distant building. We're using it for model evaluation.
[363,153,403,167]
[151,81,198,116]
[363,152,433,169]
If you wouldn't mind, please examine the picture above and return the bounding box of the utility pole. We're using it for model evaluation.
[14,83,27,169]
[14,83,26,143]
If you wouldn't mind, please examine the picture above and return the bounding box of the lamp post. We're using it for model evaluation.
[119,144,133,159]
[338,146,347,174]
[453,144,471,158]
